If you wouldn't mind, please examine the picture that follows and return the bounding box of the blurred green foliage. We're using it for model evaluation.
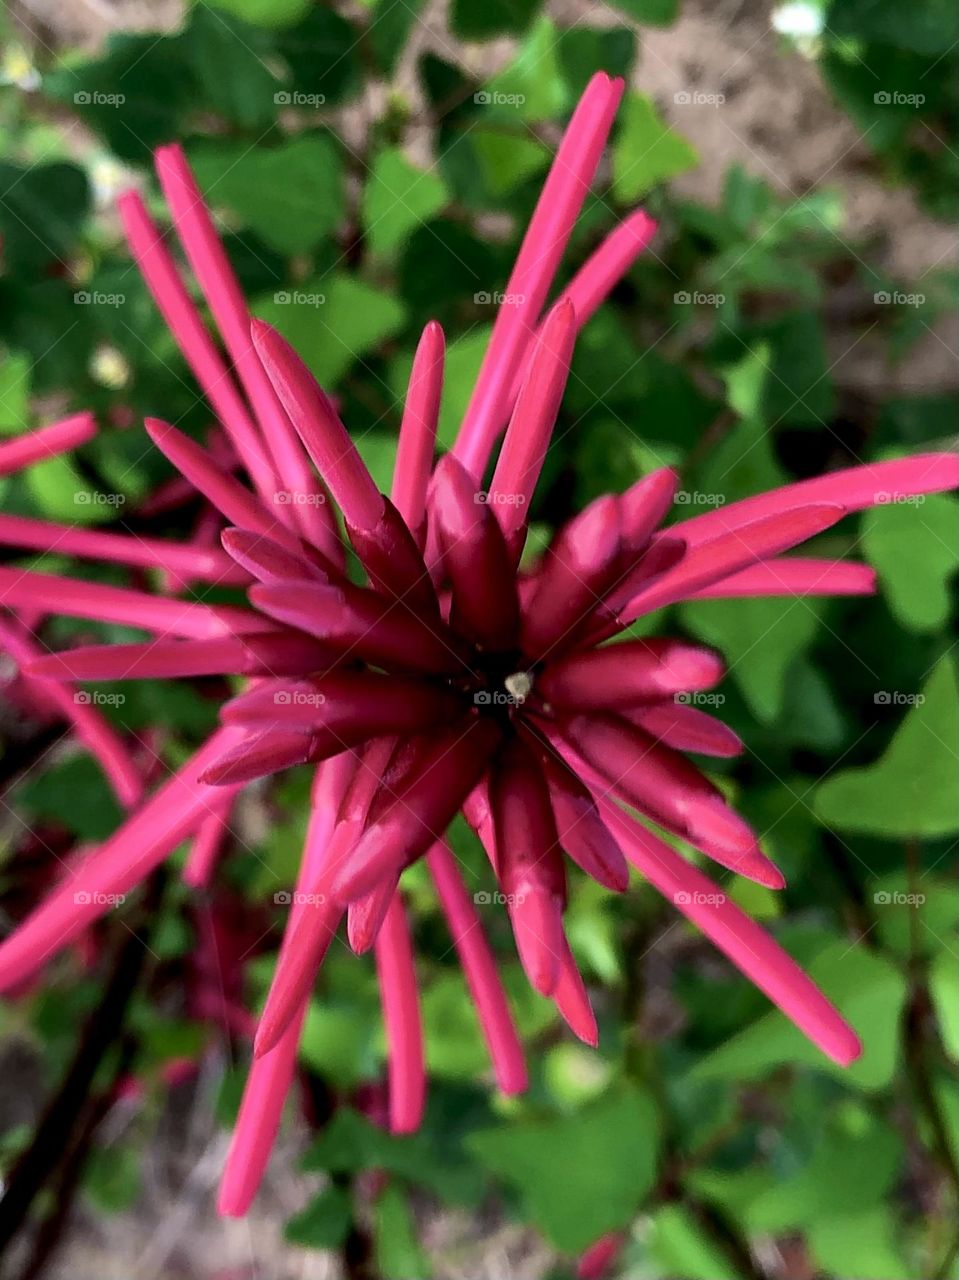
[1,0,956,1276]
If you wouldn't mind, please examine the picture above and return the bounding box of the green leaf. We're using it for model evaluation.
[485,17,568,123]
[0,162,90,274]
[255,274,407,388]
[742,1115,902,1230]
[679,595,823,723]
[692,937,908,1090]
[299,1001,380,1085]
[929,948,959,1059]
[646,1205,739,1280]
[557,27,638,100]
[612,92,697,202]
[206,0,312,27]
[470,129,550,195]
[275,7,363,106]
[449,0,538,40]
[18,755,124,841]
[814,658,959,838]
[607,0,678,24]
[368,0,425,76]
[84,1145,141,1213]
[862,492,958,633]
[374,1185,430,1279]
[188,134,344,255]
[827,0,959,56]
[808,1208,910,1280]
[467,1087,660,1251]
[0,352,31,432]
[285,1185,352,1248]
[363,148,449,257]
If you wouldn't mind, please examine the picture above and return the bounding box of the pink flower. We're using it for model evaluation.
[0,72,955,1216]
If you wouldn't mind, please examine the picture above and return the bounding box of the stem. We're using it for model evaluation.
[0,872,164,1264]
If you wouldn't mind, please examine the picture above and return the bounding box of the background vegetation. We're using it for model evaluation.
[0,0,956,1276]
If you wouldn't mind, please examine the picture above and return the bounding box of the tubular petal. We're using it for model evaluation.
[0,729,244,992]
[154,146,335,553]
[432,454,521,651]
[633,702,744,758]
[375,896,426,1134]
[250,580,467,675]
[597,797,861,1066]
[393,321,445,533]
[0,567,267,639]
[250,318,384,532]
[690,557,878,599]
[144,419,304,557]
[454,72,624,477]
[674,452,959,545]
[331,719,502,901]
[27,633,327,682]
[561,715,784,888]
[487,298,577,546]
[624,503,849,620]
[118,193,274,495]
[539,639,725,709]
[0,512,248,585]
[521,494,622,658]
[427,839,528,1094]
[0,616,142,808]
[0,412,96,476]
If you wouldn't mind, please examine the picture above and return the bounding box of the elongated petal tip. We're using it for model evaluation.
[829,1025,863,1067]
